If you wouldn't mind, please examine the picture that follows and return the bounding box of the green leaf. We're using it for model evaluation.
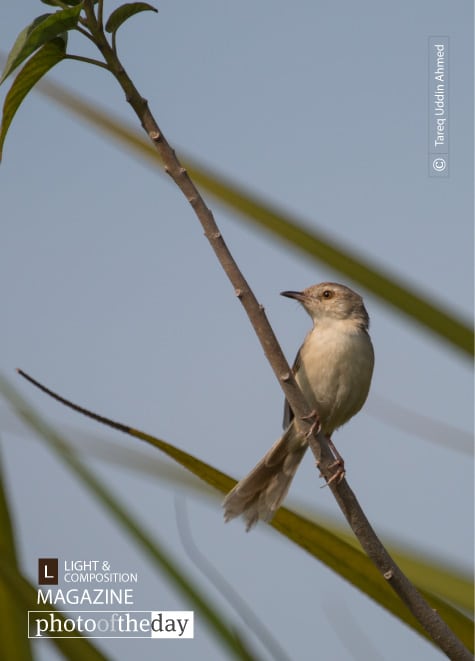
[0,451,33,661]
[124,430,473,651]
[0,14,52,85]
[0,39,66,161]
[0,379,263,661]
[3,402,474,617]
[0,5,82,84]
[31,80,474,357]
[8,372,473,653]
[184,166,474,358]
[73,428,475,614]
[292,506,474,617]
[0,560,110,661]
[80,431,475,616]
[105,3,158,34]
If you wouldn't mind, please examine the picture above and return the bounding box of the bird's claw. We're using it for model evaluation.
[317,438,346,487]
[326,460,346,485]
[303,410,321,440]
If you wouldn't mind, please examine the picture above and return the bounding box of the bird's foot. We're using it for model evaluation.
[303,410,321,440]
[325,459,346,485]
[319,437,346,487]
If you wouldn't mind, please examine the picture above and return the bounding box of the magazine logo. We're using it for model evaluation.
[37,557,138,606]
[33,559,194,639]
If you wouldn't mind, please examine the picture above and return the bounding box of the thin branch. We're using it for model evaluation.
[43,5,472,660]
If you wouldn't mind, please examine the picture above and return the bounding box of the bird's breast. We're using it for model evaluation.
[295,325,374,435]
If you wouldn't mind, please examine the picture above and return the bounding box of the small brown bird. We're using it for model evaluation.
[223,282,374,530]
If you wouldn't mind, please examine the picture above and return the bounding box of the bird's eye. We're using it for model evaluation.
[322,290,333,299]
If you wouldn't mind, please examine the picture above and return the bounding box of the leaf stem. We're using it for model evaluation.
[64,54,109,70]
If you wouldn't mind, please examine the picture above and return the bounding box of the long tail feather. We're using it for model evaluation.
[223,424,307,530]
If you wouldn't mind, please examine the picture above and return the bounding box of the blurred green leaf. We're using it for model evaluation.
[0,5,81,85]
[0,449,33,661]
[8,373,473,652]
[0,39,66,160]
[92,438,475,615]
[105,3,158,34]
[118,425,475,650]
[81,431,475,614]
[77,430,475,615]
[290,505,474,616]
[0,560,110,661]
[184,166,473,358]
[0,378,263,661]
[4,414,472,617]
[31,79,474,357]
[367,395,473,457]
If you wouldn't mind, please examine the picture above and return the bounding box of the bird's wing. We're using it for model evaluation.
[282,348,302,428]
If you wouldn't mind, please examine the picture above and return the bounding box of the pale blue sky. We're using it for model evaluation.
[1,2,473,660]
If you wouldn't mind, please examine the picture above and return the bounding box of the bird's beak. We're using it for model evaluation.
[281,290,305,301]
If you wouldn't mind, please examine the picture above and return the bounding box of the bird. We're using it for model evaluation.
[223,282,374,530]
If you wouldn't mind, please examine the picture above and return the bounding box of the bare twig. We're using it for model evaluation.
[26,4,470,659]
